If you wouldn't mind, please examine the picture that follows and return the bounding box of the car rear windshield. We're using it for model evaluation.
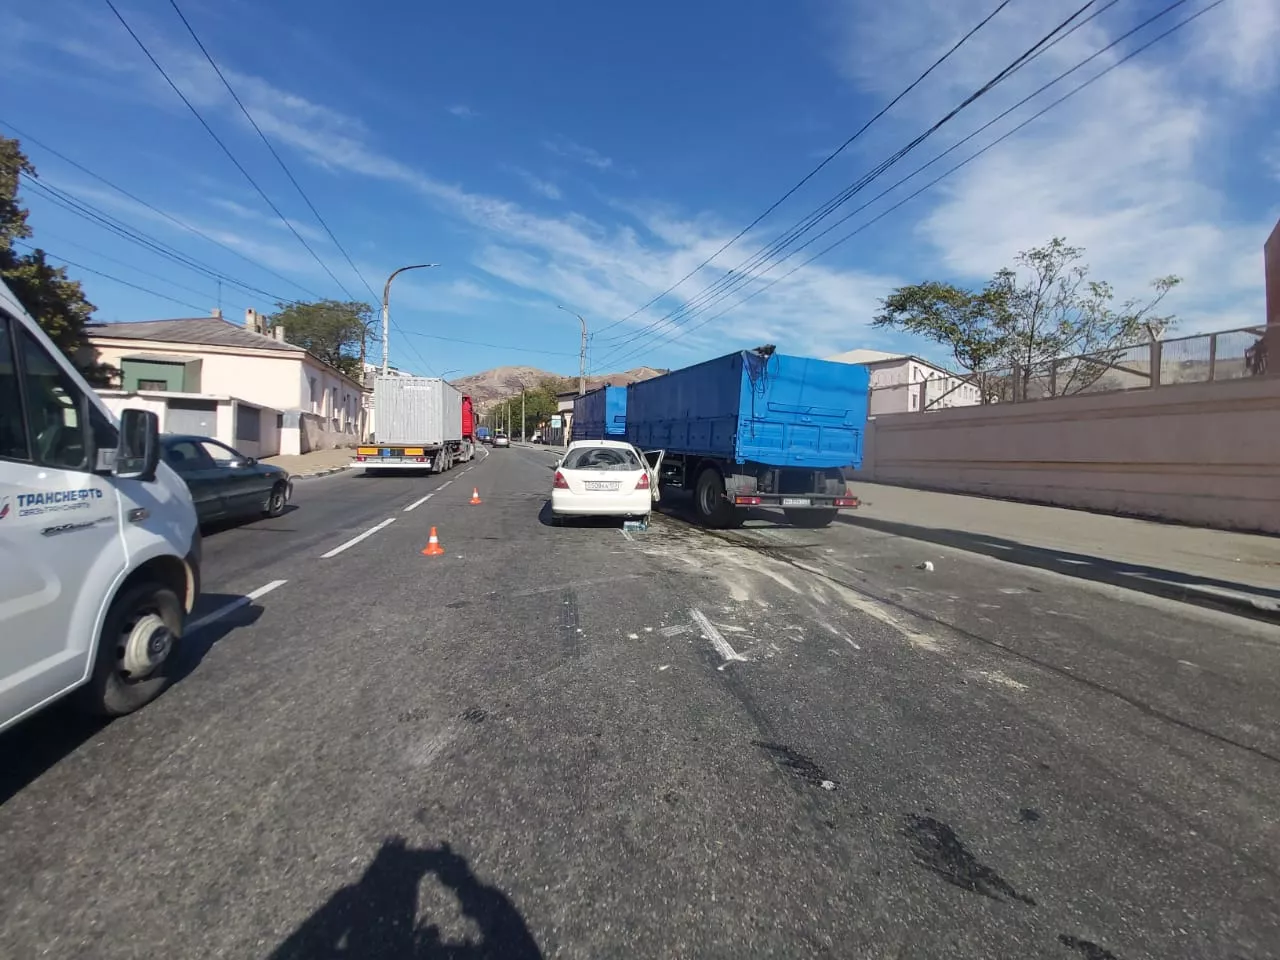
[563,447,641,471]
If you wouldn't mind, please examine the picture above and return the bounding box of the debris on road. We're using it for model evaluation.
[916,561,935,571]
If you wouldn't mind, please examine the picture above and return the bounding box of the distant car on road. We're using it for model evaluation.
[531,432,543,444]
[161,435,292,524]
[550,439,662,524]
[493,433,510,448]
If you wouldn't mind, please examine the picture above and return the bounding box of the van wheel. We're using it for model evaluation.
[78,582,183,717]
[785,508,838,528]
[263,482,288,517]
[695,468,738,529]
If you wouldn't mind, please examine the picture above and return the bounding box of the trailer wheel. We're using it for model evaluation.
[695,467,738,529]
[785,508,838,528]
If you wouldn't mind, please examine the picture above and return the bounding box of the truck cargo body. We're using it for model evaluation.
[625,350,869,528]
[357,376,473,473]
[571,386,627,440]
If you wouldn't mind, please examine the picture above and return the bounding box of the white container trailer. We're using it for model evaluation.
[358,377,472,473]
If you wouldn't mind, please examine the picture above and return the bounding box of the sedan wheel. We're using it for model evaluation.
[264,482,287,518]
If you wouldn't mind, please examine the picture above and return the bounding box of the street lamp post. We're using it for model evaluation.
[557,305,588,395]
[381,263,438,376]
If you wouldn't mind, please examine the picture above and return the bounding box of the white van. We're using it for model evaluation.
[0,279,201,733]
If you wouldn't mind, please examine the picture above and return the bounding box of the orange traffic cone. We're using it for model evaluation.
[469,487,483,505]
[421,527,445,556]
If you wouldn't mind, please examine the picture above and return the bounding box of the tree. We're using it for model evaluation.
[268,299,376,379]
[873,238,1180,402]
[0,136,114,385]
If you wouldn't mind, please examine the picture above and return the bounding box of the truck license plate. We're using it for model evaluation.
[585,481,619,491]
[781,497,811,507]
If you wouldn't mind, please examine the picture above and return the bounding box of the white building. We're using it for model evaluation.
[826,348,981,415]
[88,308,368,455]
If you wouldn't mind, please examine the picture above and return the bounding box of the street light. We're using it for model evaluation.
[382,263,438,376]
[557,304,588,395]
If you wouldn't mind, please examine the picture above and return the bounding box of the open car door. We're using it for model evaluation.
[641,449,665,503]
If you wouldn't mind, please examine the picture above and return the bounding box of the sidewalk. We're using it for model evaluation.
[262,448,355,478]
[842,481,1280,623]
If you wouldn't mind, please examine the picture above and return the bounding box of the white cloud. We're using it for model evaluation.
[508,167,562,200]
[447,104,477,119]
[542,138,614,171]
[206,197,327,242]
[827,0,1280,334]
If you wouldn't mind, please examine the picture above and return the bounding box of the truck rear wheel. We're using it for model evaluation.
[785,508,838,528]
[695,467,739,529]
[78,582,183,717]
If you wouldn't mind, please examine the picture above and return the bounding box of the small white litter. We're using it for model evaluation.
[627,633,639,640]
[821,780,837,791]
[644,627,654,633]
[916,561,934,572]
[658,665,670,672]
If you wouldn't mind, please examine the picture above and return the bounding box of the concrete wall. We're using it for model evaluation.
[96,391,282,459]
[851,375,1280,533]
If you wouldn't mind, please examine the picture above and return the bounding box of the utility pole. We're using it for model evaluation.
[558,305,588,395]
[381,263,437,375]
[520,387,526,441]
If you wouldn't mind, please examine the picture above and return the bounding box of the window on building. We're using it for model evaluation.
[138,379,168,391]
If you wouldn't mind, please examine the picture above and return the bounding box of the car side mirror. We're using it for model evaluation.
[114,409,160,481]
[229,457,254,469]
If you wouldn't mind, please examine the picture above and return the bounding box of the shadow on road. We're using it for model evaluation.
[201,504,300,537]
[537,499,640,529]
[0,593,261,806]
[836,513,1280,622]
[269,837,543,960]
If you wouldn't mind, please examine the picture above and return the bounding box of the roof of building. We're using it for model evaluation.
[88,318,304,353]
[825,348,909,365]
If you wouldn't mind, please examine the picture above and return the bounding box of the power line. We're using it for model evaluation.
[0,118,326,301]
[600,0,1225,370]
[14,241,208,313]
[163,0,381,305]
[592,0,1021,341]
[592,0,1105,369]
[20,173,303,306]
[103,0,360,301]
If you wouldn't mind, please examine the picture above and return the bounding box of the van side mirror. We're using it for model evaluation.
[115,409,160,481]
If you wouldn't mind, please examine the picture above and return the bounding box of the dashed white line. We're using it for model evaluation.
[404,492,434,512]
[690,608,747,663]
[619,528,635,542]
[187,580,287,633]
[320,517,396,558]
[438,480,453,489]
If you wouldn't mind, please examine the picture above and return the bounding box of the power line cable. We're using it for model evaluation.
[592,0,1107,370]
[14,240,208,313]
[0,118,327,301]
[103,0,360,301]
[163,0,382,305]
[592,0,1021,341]
[601,0,1224,370]
[593,0,1103,368]
[20,173,304,305]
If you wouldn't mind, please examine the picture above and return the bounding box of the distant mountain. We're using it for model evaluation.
[452,365,666,409]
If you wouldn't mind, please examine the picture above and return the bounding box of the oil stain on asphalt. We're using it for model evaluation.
[903,814,1036,906]
[753,741,836,789]
[1058,933,1120,959]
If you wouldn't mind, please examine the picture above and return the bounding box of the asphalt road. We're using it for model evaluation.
[1,444,1278,959]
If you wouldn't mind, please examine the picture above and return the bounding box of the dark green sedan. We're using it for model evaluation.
[160,435,293,524]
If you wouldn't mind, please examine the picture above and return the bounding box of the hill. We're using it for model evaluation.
[453,365,666,409]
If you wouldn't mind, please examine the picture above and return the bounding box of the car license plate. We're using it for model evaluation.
[781,497,811,507]
[585,481,620,491]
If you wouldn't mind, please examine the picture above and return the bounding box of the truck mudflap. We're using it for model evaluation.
[732,494,860,509]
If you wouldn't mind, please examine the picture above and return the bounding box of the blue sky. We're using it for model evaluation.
[2,0,1277,377]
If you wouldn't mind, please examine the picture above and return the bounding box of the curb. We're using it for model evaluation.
[836,513,1280,627]
[290,463,355,480]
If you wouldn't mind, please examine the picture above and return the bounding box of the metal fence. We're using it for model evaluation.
[885,326,1270,409]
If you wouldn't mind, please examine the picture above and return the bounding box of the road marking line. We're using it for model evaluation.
[187,580,287,634]
[619,528,635,542]
[438,480,453,489]
[321,517,396,558]
[690,608,747,662]
[404,492,434,512]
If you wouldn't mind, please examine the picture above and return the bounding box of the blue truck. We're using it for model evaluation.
[571,385,628,440]
[625,347,870,528]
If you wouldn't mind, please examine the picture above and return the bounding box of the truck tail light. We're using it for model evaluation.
[635,473,650,490]
[553,471,569,489]
[835,497,859,508]
[734,495,762,505]
[356,455,366,462]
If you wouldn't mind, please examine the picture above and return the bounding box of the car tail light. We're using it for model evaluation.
[835,497,859,508]
[734,495,762,505]
[635,473,650,490]
[356,455,366,462]
[553,471,569,489]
